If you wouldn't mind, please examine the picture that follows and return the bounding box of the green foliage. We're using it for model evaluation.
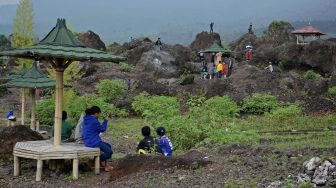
[67,94,127,125]
[242,93,279,114]
[12,0,35,68]
[119,62,134,72]
[328,86,336,95]
[304,70,323,80]
[298,182,314,188]
[207,124,259,145]
[36,98,55,125]
[185,94,206,108]
[132,92,179,125]
[97,79,126,101]
[36,89,78,125]
[263,21,294,45]
[267,104,302,120]
[203,96,241,118]
[48,61,83,83]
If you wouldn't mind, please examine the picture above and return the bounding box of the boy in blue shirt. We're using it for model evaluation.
[83,106,113,171]
[156,127,173,156]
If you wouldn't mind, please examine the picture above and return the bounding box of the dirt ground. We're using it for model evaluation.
[0,137,334,188]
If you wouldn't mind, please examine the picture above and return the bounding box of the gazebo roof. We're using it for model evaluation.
[204,43,231,53]
[1,64,28,80]
[6,61,55,88]
[291,25,326,36]
[0,19,126,62]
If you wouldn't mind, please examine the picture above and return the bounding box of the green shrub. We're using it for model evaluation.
[36,98,55,125]
[119,62,134,72]
[203,96,241,118]
[97,79,126,101]
[304,70,323,80]
[163,116,203,150]
[268,104,302,120]
[242,93,279,114]
[132,92,179,125]
[67,94,127,126]
[328,86,336,95]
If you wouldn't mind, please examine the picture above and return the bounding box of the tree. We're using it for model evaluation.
[263,21,295,45]
[12,0,35,68]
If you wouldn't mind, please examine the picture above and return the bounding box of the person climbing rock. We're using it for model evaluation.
[265,61,274,78]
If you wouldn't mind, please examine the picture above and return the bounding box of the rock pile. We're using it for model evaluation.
[298,157,336,186]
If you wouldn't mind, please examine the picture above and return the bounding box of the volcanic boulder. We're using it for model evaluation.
[78,30,106,51]
[189,32,221,52]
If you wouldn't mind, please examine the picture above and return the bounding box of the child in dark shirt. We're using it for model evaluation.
[137,126,155,154]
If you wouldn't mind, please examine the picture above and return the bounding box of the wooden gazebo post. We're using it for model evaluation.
[21,88,25,125]
[53,63,64,146]
[30,88,36,130]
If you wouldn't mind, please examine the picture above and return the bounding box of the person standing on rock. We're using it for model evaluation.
[155,38,162,50]
[265,62,274,79]
[199,51,204,62]
[210,22,214,33]
[216,61,223,79]
[248,22,254,34]
[227,58,233,77]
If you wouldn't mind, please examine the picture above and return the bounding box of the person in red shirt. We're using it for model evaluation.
[222,62,228,78]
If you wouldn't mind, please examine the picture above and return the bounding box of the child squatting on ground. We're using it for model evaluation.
[82,106,113,172]
[137,126,173,156]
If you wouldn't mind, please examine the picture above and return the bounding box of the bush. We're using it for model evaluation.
[203,96,241,118]
[242,93,279,114]
[119,62,134,72]
[97,79,126,101]
[304,70,323,80]
[328,86,336,95]
[67,94,127,125]
[268,104,302,120]
[36,98,55,125]
[36,89,77,125]
[163,116,203,150]
[132,92,180,125]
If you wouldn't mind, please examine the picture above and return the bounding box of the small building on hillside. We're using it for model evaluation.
[291,25,326,45]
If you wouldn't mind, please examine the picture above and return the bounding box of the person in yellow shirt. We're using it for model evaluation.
[216,61,223,78]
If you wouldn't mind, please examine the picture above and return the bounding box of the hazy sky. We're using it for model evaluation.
[0,0,335,44]
[0,0,19,5]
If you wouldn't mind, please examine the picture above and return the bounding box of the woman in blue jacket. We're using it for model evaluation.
[82,106,113,171]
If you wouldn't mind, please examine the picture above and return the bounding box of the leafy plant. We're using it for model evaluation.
[203,96,241,118]
[268,104,302,120]
[36,98,55,125]
[97,79,126,101]
[67,94,127,126]
[119,62,134,72]
[328,86,336,95]
[132,92,179,125]
[242,93,279,114]
[304,70,323,80]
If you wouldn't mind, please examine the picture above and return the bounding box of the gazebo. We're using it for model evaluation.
[203,42,231,64]
[2,65,29,125]
[0,18,126,181]
[6,61,55,130]
[291,25,326,45]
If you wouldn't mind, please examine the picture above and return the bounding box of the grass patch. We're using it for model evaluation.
[108,118,145,143]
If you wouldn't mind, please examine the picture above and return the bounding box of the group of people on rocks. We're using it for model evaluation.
[199,52,233,79]
[50,106,173,172]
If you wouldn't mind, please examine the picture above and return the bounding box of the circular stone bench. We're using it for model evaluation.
[13,140,100,181]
